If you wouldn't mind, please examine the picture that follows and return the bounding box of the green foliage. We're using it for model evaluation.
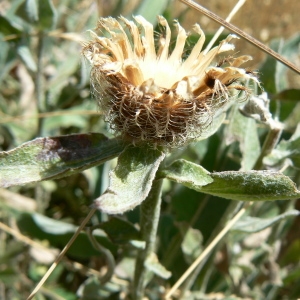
[160,159,300,201]
[0,133,125,187]
[0,1,300,300]
[94,146,165,214]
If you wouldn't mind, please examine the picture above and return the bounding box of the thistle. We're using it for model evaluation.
[83,15,258,148]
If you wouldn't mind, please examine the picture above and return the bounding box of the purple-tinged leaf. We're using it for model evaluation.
[0,133,125,187]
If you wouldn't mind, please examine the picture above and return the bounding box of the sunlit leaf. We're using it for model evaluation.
[0,133,125,187]
[202,170,300,201]
[94,146,165,214]
[158,159,213,189]
[160,159,300,201]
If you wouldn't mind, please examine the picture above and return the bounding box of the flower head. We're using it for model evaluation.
[83,16,258,148]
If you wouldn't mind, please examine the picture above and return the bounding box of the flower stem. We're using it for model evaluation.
[253,122,282,170]
[132,178,164,300]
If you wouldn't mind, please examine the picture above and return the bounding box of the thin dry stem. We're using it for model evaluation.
[27,208,96,300]
[0,222,48,251]
[165,202,253,299]
[204,0,246,54]
[179,0,300,74]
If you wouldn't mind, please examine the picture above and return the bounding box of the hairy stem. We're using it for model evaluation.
[132,178,164,300]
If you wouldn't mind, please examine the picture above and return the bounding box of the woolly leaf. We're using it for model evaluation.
[158,159,214,189]
[0,133,125,188]
[201,171,300,201]
[160,159,300,201]
[94,146,165,214]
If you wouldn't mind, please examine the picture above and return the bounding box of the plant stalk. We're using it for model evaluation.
[35,32,45,137]
[132,178,164,300]
[253,124,282,170]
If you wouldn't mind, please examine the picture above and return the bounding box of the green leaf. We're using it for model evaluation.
[201,171,300,201]
[231,210,300,233]
[17,45,37,72]
[37,0,57,30]
[0,15,22,36]
[259,39,280,94]
[133,0,169,25]
[94,146,165,214]
[78,277,121,299]
[276,34,300,92]
[284,102,300,129]
[160,159,300,201]
[16,0,57,30]
[98,217,141,244]
[197,112,226,141]
[17,212,117,259]
[225,105,260,171]
[158,159,214,189]
[0,133,125,188]
[25,0,39,23]
[181,227,203,262]
[46,55,80,106]
[145,252,171,279]
[259,35,300,93]
[264,124,300,168]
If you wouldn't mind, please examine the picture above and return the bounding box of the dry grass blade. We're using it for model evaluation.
[165,202,253,299]
[26,208,96,300]
[204,0,246,53]
[179,0,300,74]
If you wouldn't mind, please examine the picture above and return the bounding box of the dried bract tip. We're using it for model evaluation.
[83,16,258,148]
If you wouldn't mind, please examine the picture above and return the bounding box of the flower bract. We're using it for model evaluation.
[83,16,258,148]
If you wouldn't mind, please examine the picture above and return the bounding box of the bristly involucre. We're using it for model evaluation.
[82,15,258,148]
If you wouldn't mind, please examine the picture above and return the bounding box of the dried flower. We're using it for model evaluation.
[83,16,258,148]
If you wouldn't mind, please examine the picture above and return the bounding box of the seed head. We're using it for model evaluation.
[83,16,258,148]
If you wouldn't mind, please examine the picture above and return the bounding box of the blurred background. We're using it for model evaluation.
[0,1,299,299]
